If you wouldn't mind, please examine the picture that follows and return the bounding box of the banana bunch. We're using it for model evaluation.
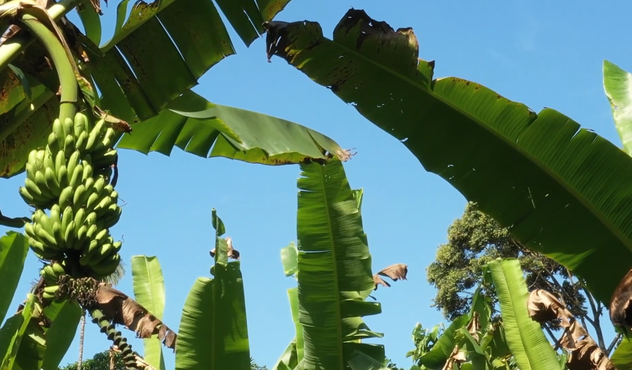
[39,261,66,300]
[20,111,124,280]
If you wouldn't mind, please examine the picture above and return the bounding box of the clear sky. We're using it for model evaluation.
[0,0,629,368]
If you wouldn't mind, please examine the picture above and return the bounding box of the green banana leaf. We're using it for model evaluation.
[116,90,348,165]
[272,338,299,370]
[486,260,559,370]
[603,60,632,155]
[610,337,632,369]
[281,242,299,277]
[0,294,35,370]
[418,315,469,370]
[39,301,82,370]
[0,232,28,324]
[287,287,304,363]
[131,255,167,370]
[175,212,250,370]
[295,158,384,369]
[264,9,632,305]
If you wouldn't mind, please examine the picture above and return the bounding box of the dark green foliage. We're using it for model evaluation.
[427,202,592,332]
[58,350,125,370]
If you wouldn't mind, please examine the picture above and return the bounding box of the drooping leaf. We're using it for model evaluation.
[131,255,167,370]
[603,60,632,155]
[116,90,349,165]
[264,9,632,305]
[486,260,559,370]
[295,158,384,369]
[0,294,35,370]
[373,263,408,290]
[0,232,29,324]
[347,351,391,370]
[40,300,82,370]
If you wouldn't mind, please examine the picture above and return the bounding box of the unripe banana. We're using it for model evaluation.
[57,165,68,189]
[52,118,64,141]
[100,205,121,229]
[44,167,61,196]
[93,177,105,195]
[51,262,66,276]
[34,210,52,235]
[94,196,112,214]
[43,285,59,294]
[34,171,55,199]
[24,178,44,200]
[85,224,98,240]
[68,163,83,189]
[64,220,76,248]
[43,151,55,173]
[79,239,100,266]
[35,223,57,248]
[85,119,105,151]
[94,228,108,243]
[49,205,61,225]
[62,117,74,139]
[58,186,73,208]
[29,237,61,260]
[82,162,93,181]
[54,150,65,174]
[75,130,89,152]
[84,177,95,195]
[88,243,114,266]
[73,184,87,207]
[61,206,73,236]
[64,134,76,158]
[52,222,65,249]
[74,208,86,227]
[66,150,80,182]
[92,149,118,168]
[85,211,97,226]
[19,186,43,206]
[101,127,116,148]
[74,113,88,137]
[75,225,88,249]
[27,149,38,165]
[47,132,60,154]
[85,191,101,210]
[91,253,121,277]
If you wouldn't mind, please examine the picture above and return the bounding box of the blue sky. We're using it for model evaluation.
[0,0,629,368]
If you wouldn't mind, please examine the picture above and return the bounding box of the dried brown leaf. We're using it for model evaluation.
[94,284,177,349]
[610,268,632,330]
[373,263,407,290]
[210,236,240,260]
[528,289,614,370]
[466,311,480,342]
[442,346,466,370]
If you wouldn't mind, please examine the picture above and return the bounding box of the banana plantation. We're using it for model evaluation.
[0,0,630,370]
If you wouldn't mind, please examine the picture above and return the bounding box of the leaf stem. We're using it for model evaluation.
[18,13,77,122]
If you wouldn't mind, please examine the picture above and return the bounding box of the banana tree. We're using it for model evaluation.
[263,9,632,308]
[0,0,350,183]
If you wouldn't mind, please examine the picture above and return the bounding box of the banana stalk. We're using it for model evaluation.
[89,307,140,369]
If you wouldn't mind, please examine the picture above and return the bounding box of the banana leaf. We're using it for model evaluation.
[0,294,35,370]
[486,260,559,370]
[272,338,299,370]
[611,337,632,370]
[175,212,250,370]
[295,158,384,369]
[418,315,469,370]
[603,60,632,155]
[264,9,632,304]
[39,301,82,370]
[117,90,348,165]
[131,255,167,370]
[0,232,28,324]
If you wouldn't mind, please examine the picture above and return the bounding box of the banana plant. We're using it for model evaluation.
[0,0,351,180]
[264,8,632,308]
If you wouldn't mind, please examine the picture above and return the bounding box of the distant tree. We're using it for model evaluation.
[250,357,268,370]
[426,202,613,352]
[59,350,124,370]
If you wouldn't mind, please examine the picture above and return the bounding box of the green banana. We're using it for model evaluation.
[62,117,74,139]
[64,220,76,249]
[54,149,65,174]
[93,176,105,195]
[29,238,61,260]
[82,161,93,181]
[34,171,55,199]
[74,112,88,137]
[64,134,76,158]
[61,206,73,237]
[85,119,105,151]
[75,130,89,152]
[52,222,65,249]
[85,191,101,210]
[75,224,88,249]
[74,208,86,227]
[57,165,68,189]
[51,262,66,276]
[66,150,80,181]
[73,184,87,207]
[100,205,121,229]
[91,253,121,277]
[79,239,101,266]
[85,211,97,226]
[92,149,118,168]
[44,167,61,196]
[69,163,83,189]
[58,186,73,208]
[35,223,57,248]
[47,132,60,154]
[84,177,95,195]
[52,118,64,141]
[85,224,98,239]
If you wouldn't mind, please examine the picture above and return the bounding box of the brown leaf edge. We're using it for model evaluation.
[95,284,177,349]
[373,263,408,290]
[210,236,240,260]
[528,289,614,370]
